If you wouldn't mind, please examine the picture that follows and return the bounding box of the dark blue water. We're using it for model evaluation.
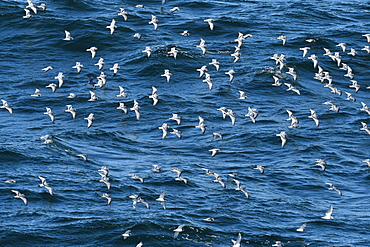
[1,0,370,246]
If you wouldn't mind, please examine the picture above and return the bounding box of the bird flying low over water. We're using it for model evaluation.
[321,205,334,219]
[38,176,53,195]
[325,183,342,196]
[63,30,73,41]
[44,107,55,123]
[149,15,158,30]
[86,47,98,58]
[161,69,172,82]
[231,233,242,247]
[155,192,166,209]
[121,229,131,239]
[84,113,94,128]
[173,224,186,238]
[276,131,287,148]
[0,99,13,114]
[106,19,117,34]
[195,116,207,134]
[209,148,221,157]
[204,18,214,30]
[196,38,207,55]
[11,190,28,205]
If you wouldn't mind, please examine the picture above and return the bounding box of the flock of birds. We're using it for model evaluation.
[2,0,370,246]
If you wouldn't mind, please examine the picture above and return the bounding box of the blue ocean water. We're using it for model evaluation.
[1,0,370,246]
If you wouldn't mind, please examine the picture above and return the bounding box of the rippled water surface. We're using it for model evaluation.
[1,0,370,246]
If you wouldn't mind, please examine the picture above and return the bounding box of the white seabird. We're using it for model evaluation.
[362,159,370,167]
[158,123,169,139]
[170,129,182,139]
[209,148,221,158]
[238,90,247,99]
[308,109,320,127]
[195,116,207,134]
[217,107,228,119]
[148,15,158,30]
[196,38,207,55]
[38,176,53,196]
[64,105,76,119]
[142,46,153,58]
[0,99,13,114]
[121,230,131,239]
[11,190,28,205]
[94,57,105,70]
[245,107,258,123]
[253,165,265,174]
[63,30,73,41]
[212,132,223,141]
[325,182,342,196]
[117,103,128,114]
[349,80,360,93]
[277,35,287,45]
[72,62,83,74]
[161,69,172,82]
[44,107,55,123]
[231,233,242,247]
[84,113,94,128]
[284,83,301,95]
[321,205,334,219]
[344,92,356,102]
[315,159,326,171]
[152,164,162,172]
[180,30,189,36]
[360,122,370,135]
[86,47,98,59]
[98,166,109,177]
[42,66,53,72]
[173,224,186,238]
[23,8,32,18]
[169,113,181,125]
[106,19,117,35]
[276,131,287,148]
[197,65,208,78]
[149,86,159,106]
[88,90,98,101]
[360,102,370,115]
[296,223,307,232]
[54,72,65,88]
[99,177,111,190]
[155,192,166,209]
[299,47,310,57]
[110,63,120,76]
[308,54,318,68]
[323,101,340,113]
[132,33,142,39]
[204,18,214,30]
[348,48,357,56]
[170,7,180,12]
[226,109,236,126]
[130,174,144,183]
[225,69,235,82]
[26,0,37,13]
[209,59,220,71]
[31,88,41,97]
[168,47,178,59]
[116,86,127,97]
[271,75,282,86]
[286,67,297,81]
[130,100,140,120]
[118,8,128,21]
[336,42,346,52]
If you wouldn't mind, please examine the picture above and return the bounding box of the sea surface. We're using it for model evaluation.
[1,0,370,246]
